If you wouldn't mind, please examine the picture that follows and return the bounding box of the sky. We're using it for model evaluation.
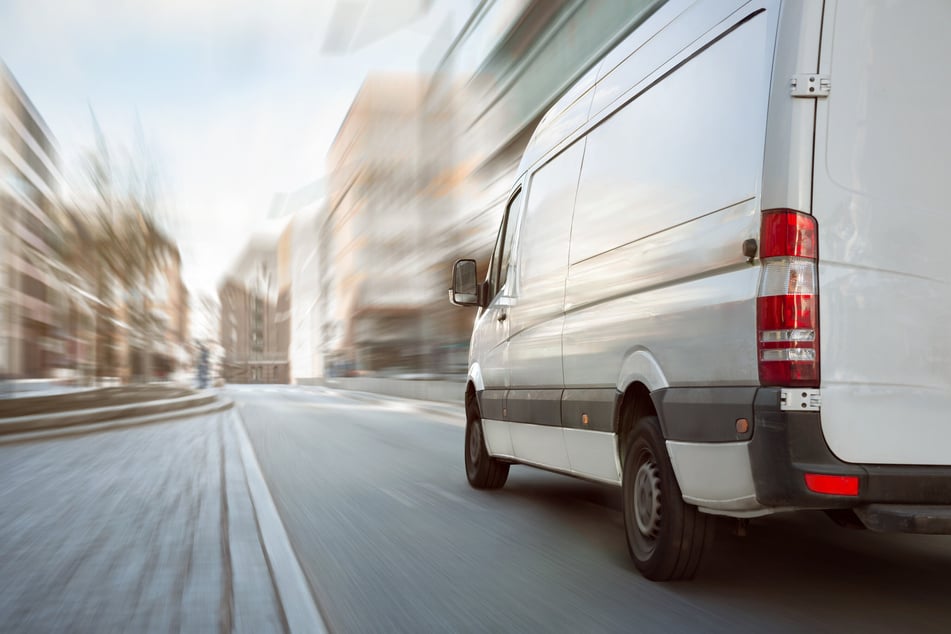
[0,0,469,297]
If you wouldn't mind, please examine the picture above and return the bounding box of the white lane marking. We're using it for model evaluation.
[232,412,329,634]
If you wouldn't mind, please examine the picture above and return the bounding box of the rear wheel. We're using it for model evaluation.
[623,416,713,581]
[465,410,509,489]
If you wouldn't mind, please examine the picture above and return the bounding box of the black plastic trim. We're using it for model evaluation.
[479,389,506,421]
[506,389,562,426]
[652,386,757,442]
[561,389,616,432]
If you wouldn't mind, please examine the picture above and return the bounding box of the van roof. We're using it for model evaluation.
[515,61,602,180]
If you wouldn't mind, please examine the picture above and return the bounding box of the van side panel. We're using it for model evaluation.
[588,0,752,124]
[813,0,951,465]
[563,10,775,389]
[508,141,586,393]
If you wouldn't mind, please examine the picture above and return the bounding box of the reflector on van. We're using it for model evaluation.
[804,473,859,497]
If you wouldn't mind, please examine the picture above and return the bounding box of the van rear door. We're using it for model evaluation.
[812,0,951,465]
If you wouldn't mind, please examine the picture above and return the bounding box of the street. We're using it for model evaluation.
[232,385,951,633]
[2,385,950,633]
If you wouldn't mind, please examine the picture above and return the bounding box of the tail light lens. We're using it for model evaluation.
[757,210,819,387]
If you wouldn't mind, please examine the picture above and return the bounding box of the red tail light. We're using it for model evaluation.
[757,210,819,387]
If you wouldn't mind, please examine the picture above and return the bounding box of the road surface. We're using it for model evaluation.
[231,385,951,634]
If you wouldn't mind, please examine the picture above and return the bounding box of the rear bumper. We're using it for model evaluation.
[748,387,951,510]
[654,386,951,530]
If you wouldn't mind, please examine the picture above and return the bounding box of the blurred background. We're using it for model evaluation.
[0,0,659,390]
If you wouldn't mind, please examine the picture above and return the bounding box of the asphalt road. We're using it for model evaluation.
[231,385,951,634]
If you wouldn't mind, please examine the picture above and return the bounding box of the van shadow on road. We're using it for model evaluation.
[487,471,951,632]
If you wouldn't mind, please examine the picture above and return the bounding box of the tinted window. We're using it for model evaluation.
[488,188,522,300]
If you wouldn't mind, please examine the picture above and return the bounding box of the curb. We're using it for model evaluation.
[231,408,329,634]
[0,397,234,445]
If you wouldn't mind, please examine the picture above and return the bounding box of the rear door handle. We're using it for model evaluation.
[497,312,507,322]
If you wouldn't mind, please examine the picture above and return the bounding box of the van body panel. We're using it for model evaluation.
[561,10,775,392]
[759,0,823,212]
[616,349,669,393]
[510,423,571,470]
[570,13,772,266]
[508,141,585,391]
[471,295,511,390]
[563,429,621,483]
[466,361,485,393]
[812,0,951,465]
[589,0,754,124]
[564,266,760,389]
[564,203,762,388]
[482,418,514,457]
[473,184,525,394]
[666,441,760,511]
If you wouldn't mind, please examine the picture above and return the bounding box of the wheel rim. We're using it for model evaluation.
[468,419,483,469]
[630,447,663,555]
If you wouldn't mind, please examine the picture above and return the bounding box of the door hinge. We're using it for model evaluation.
[780,388,821,411]
[790,73,831,98]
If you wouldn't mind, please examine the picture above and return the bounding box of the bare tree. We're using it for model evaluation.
[83,108,173,383]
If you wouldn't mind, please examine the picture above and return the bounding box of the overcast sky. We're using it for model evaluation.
[0,0,466,297]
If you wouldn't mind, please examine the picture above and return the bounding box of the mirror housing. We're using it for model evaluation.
[450,259,481,307]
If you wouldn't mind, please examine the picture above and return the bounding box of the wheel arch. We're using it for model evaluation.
[467,361,485,393]
[615,382,659,472]
[465,381,479,421]
[465,362,485,422]
[614,349,670,469]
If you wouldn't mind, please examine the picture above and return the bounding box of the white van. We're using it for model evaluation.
[449,0,951,581]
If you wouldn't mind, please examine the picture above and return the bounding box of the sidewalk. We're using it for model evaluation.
[0,408,287,633]
[0,379,96,399]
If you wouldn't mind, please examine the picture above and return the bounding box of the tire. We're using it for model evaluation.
[465,410,509,490]
[622,416,713,581]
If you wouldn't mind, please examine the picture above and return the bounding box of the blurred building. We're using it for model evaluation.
[55,207,136,384]
[218,229,290,384]
[145,239,188,379]
[264,179,325,384]
[324,74,433,376]
[190,293,224,382]
[0,63,69,379]
[288,204,323,383]
[417,0,666,362]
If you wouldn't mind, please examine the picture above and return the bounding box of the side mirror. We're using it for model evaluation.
[450,259,481,307]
